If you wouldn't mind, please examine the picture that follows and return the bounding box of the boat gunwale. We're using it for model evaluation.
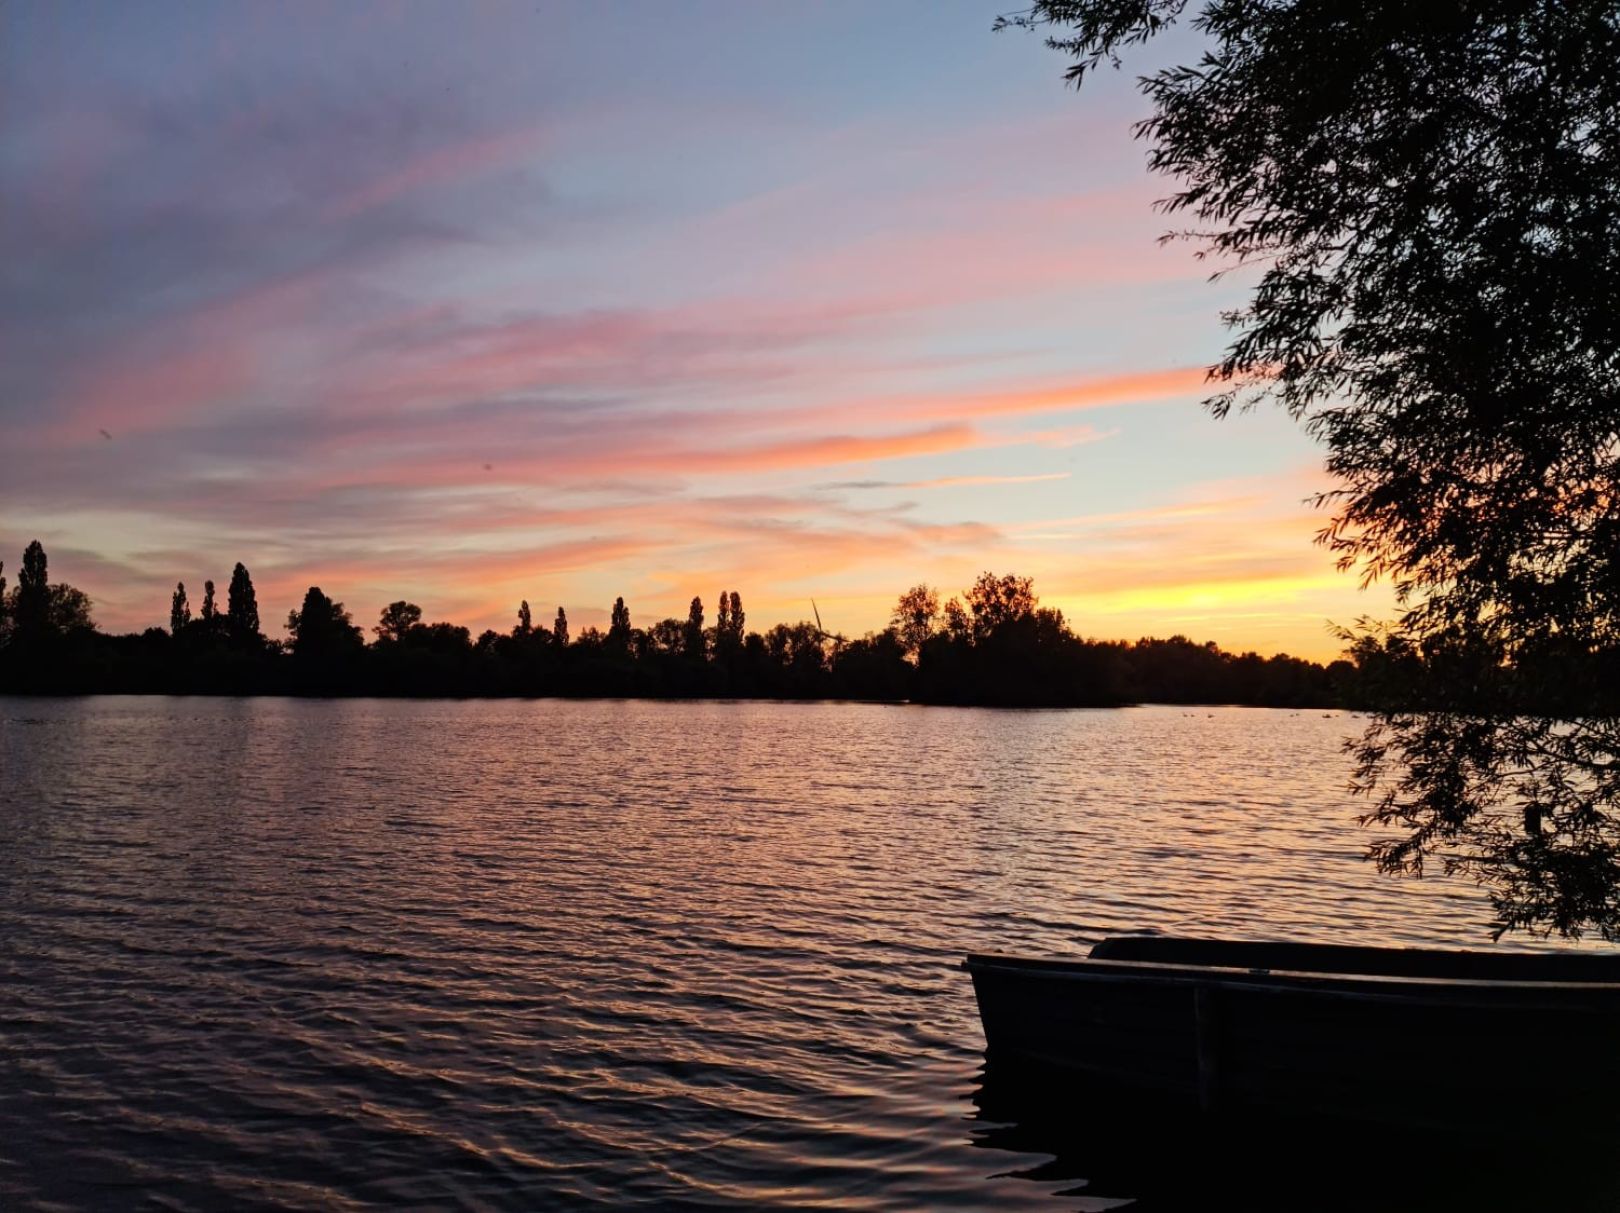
[963,951,1620,996]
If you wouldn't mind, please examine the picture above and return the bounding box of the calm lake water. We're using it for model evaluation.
[0,698,1594,1210]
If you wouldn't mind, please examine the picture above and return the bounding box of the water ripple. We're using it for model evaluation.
[0,698,1603,1209]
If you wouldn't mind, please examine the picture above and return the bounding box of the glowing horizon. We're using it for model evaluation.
[1,3,1392,662]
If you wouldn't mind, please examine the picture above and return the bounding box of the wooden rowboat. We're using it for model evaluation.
[965,935,1620,1133]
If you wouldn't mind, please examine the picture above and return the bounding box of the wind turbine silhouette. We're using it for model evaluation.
[810,599,845,647]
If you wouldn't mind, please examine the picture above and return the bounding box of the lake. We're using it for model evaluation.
[0,698,1587,1209]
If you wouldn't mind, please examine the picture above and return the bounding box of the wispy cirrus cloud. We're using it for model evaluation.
[0,4,1379,657]
[819,472,1072,491]
[323,126,551,221]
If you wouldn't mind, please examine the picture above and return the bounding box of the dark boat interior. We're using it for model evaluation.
[1088,934,1620,982]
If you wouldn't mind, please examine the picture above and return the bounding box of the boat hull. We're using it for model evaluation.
[966,949,1620,1133]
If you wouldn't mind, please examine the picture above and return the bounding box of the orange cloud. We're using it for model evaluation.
[673,425,981,474]
[882,366,1210,425]
[306,423,994,492]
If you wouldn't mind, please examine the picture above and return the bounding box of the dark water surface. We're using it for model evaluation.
[0,699,1597,1209]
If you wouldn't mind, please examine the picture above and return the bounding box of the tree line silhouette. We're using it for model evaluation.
[1,539,1365,706]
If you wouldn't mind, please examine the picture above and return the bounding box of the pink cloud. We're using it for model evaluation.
[304,422,985,492]
[50,346,254,441]
[906,472,1071,489]
[39,267,336,443]
[283,357,1195,495]
[323,126,549,220]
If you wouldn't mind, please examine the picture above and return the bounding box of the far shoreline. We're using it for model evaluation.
[0,690,1361,712]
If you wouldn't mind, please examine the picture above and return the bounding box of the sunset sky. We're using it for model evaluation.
[1,2,1392,659]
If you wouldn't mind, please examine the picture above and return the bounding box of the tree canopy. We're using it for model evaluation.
[286,587,362,658]
[374,600,424,644]
[1011,0,1620,935]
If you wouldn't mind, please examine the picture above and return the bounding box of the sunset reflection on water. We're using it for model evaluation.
[0,698,1588,1209]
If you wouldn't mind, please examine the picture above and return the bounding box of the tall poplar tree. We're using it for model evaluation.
[227,563,260,639]
[684,596,705,660]
[609,597,632,646]
[15,541,49,639]
[170,582,191,635]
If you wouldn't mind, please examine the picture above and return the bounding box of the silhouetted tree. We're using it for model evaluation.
[516,599,533,637]
[200,580,217,623]
[647,617,684,655]
[375,600,423,644]
[15,541,49,639]
[170,582,191,636]
[965,572,1037,640]
[553,606,569,648]
[1,540,94,655]
[43,586,93,633]
[405,621,471,654]
[714,589,746,656]
[832,629,910,700]
[609,596,632,647]
[286,587,362,658]
[765,621,827,693]
[1011,0,1620,936]
[891,584,939,660]
[684,596,705,660]
[0,562,7,641]
[226,563,260,638]
[917,574,1088,704]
